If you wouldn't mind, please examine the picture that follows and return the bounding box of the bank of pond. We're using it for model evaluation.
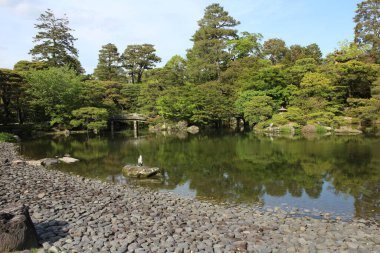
[17,131,380,222]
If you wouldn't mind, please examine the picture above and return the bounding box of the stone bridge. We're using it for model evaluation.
[110,113,148,137]
[111,113,147,122]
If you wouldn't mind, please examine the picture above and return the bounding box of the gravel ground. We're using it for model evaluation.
[1,142,379,253]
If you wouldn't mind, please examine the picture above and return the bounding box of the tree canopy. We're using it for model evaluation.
[29,9,83,73]
[94,43,122,81]
[122,44,161,83]
[354,0,380,63]
[186,3,240,83]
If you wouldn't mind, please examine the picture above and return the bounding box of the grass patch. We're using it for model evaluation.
[316,125,327,134]
[279,126,292,134]
[0,132,17,142]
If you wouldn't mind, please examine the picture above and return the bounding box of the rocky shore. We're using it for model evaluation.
[1,142,379,253]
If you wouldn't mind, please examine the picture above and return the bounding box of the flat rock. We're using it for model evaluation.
[58,157,79,163]
[40,158,59,166]
[26,160,43,166]
[122,165,160,178]
[11,160,26,166]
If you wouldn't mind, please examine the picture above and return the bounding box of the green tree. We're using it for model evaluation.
[263,38,288,65]
[26,67,82,127]
[13,60,49,72]
[347,98,380,125]
[101,81,129,113]
[94,43,122,81]
[242,95,274,126]
[80,80,107,108]
[334,60,378,99]
[161,55,187,86]
[304,43,323,63]
[228,32,263,60]
[354,0,380,63]
[121,84,141,112]
[0,69,25,124]
[190,82,235,126]
[287,58,318,86]
[138,83,163,117]
[327,40,370,63]
[70,107,109,133]
[29,9,83,73]
[285,44,322,64]
[290,72,337,115]
[122,44,161,83]
[157,86,195,121]
[221,58,271,86]
[287,44,305,63]
[186,3,240,83]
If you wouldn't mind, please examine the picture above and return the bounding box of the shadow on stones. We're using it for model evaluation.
[35,220,69,244]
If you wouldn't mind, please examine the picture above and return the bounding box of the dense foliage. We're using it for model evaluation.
[0,2,379,134]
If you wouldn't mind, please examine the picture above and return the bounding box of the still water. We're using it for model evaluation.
[19,132,380,221]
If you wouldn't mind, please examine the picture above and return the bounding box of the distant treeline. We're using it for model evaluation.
[0,1,379,133]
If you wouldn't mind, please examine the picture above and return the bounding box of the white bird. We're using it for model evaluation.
[138,155,143,166]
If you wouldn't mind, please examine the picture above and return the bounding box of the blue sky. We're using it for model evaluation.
[0,0,361,73]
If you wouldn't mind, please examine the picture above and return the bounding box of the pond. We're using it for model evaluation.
[19,131,380,221]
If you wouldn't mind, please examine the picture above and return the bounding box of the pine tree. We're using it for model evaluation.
[29,9,83,73]
[93,43,121,81]
[122,44,161,84]
[354,0,380,63]
[186,4,240,84]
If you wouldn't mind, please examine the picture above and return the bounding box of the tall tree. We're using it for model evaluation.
[29,9,83,73]
[354,0,380,63]
[122,44,161,83]
[186,3,240,83]
[0,69,25,124]
[263,38,288,65]
[93,43,121,81]
[304,43,322,63]
[287,44,305,63]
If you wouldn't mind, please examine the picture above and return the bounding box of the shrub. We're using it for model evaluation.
[316,125,327,134]
[306,112,335,126]
[0,132,17,142]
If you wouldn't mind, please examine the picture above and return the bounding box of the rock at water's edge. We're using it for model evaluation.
[26,160,43,167]
[40,158,59,166]
[58,157,79,163]
[0,205,39,252]
[122,165,160,178]
[11,160,26,166]
[187,125,199,134]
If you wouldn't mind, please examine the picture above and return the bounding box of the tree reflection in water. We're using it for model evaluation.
[20,132,380,220]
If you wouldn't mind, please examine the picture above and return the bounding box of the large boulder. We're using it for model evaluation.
[187,125,199,134]
[122,165,160,178]
[176,121,188,131]
[0,205,39,252]
[301,124,317,134]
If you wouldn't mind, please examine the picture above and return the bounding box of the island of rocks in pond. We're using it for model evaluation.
[0,142,379,252]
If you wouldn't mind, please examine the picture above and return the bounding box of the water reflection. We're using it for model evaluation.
[20,132,380,221]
